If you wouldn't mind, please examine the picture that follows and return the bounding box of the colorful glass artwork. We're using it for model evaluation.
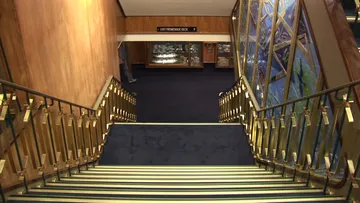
[246,41,257,84]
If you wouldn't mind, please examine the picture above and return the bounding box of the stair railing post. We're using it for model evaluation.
[324,86,353,194]
[0,159,6,202]
[306,94,327,186]
[25,92,46,185]
[58,101,70,176]
[1,87,29,192]
[43,97,61,181]
[79,107,88,170]
[282,103,296,176]
[293,98,310,180]
[69,104,80,173]
[346,156,360,200]
[266,109,275,171]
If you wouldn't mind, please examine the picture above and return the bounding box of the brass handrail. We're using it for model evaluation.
[221,1,360,200]
[0,76,137,194]
[259,79,360,113]
[0,79,93,111]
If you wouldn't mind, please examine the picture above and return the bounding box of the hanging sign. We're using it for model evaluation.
[157,27,197,32]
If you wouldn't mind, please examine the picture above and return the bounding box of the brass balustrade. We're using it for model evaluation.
[219,75,360,200]
[220,0,360,201]
[0,76,136,196]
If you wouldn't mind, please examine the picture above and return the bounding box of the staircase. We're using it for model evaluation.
[7,166,346,203]
[6,123,347,202]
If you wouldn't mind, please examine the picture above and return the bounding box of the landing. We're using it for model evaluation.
[99,123,254,165]
[121,64,234,122]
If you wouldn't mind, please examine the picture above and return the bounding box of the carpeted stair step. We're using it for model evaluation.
[100,123,253,165]
[8,193,346,203]
[91,165,261,171]
[44,181,309,190]
[7,165,347,202]
[22,187,325,198]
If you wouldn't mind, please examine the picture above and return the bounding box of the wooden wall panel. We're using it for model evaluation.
[0,0,30,87]
[324,0,360,103]
[117,16,126,34]
[126,17,230,34]
[10,0,122,108]
[127,42,146,66]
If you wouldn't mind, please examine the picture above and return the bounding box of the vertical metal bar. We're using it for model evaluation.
[274,116,283,167]
[267,109,275,158]
[58,101,70,176]
[250,0,264,88]
[347,156,360,200]
[2,87,28,192]
[99,109,104,141]
[242,0,253,71]
[79,107,88,170]
[262,0,280,107]
[324,86,353,194]
[296,99,310,163]
[261,112,266,157]
[26,92,46,185]
[255,113,260,154]
[44,97,60,181]
[281,0,302,102]
[87,109,94,166]
[70,104,78,160]
[306,95,326,186]
[293,99,310,180]
[285,104,296,161]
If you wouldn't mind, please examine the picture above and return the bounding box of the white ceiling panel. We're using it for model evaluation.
[118,0,236,16]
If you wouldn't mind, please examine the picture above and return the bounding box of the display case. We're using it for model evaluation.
[147,42,203,68]
[216,42,233,68]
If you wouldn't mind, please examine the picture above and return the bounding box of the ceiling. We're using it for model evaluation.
[118,0,237,16]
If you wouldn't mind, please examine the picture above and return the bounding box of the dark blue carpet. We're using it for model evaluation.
[99,124,253,165]
[121,64,235,122]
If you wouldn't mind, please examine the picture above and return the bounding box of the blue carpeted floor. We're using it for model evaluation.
[99,124,253,165]
[121,64,235,122]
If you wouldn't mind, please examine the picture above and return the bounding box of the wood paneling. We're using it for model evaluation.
[0,0,30,87]
[4,0,123,108]
[117,16,126,35]
[126,17,230,34]
[203,42,216,63]
[126,42,146,66]
[324,0,360,103]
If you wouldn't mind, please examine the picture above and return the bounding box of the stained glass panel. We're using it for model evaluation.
[283,0,297,30]
[267,77,286,117]
[239,0,250,68]
[274,44,291,72]
[249,0,260,36]
[246,40,257,84]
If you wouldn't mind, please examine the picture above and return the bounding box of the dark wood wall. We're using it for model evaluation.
[126,16,230,34]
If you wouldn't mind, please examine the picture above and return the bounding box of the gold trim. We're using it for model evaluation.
[94,165,259,169]
[281,0,302,103]
[69,174,283,179]
[81,171,274,175]
[45,182,307,189]
[262,0,280,107]
[29,188,323,196]
[8,196,346,203]
[61,177,293,183]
